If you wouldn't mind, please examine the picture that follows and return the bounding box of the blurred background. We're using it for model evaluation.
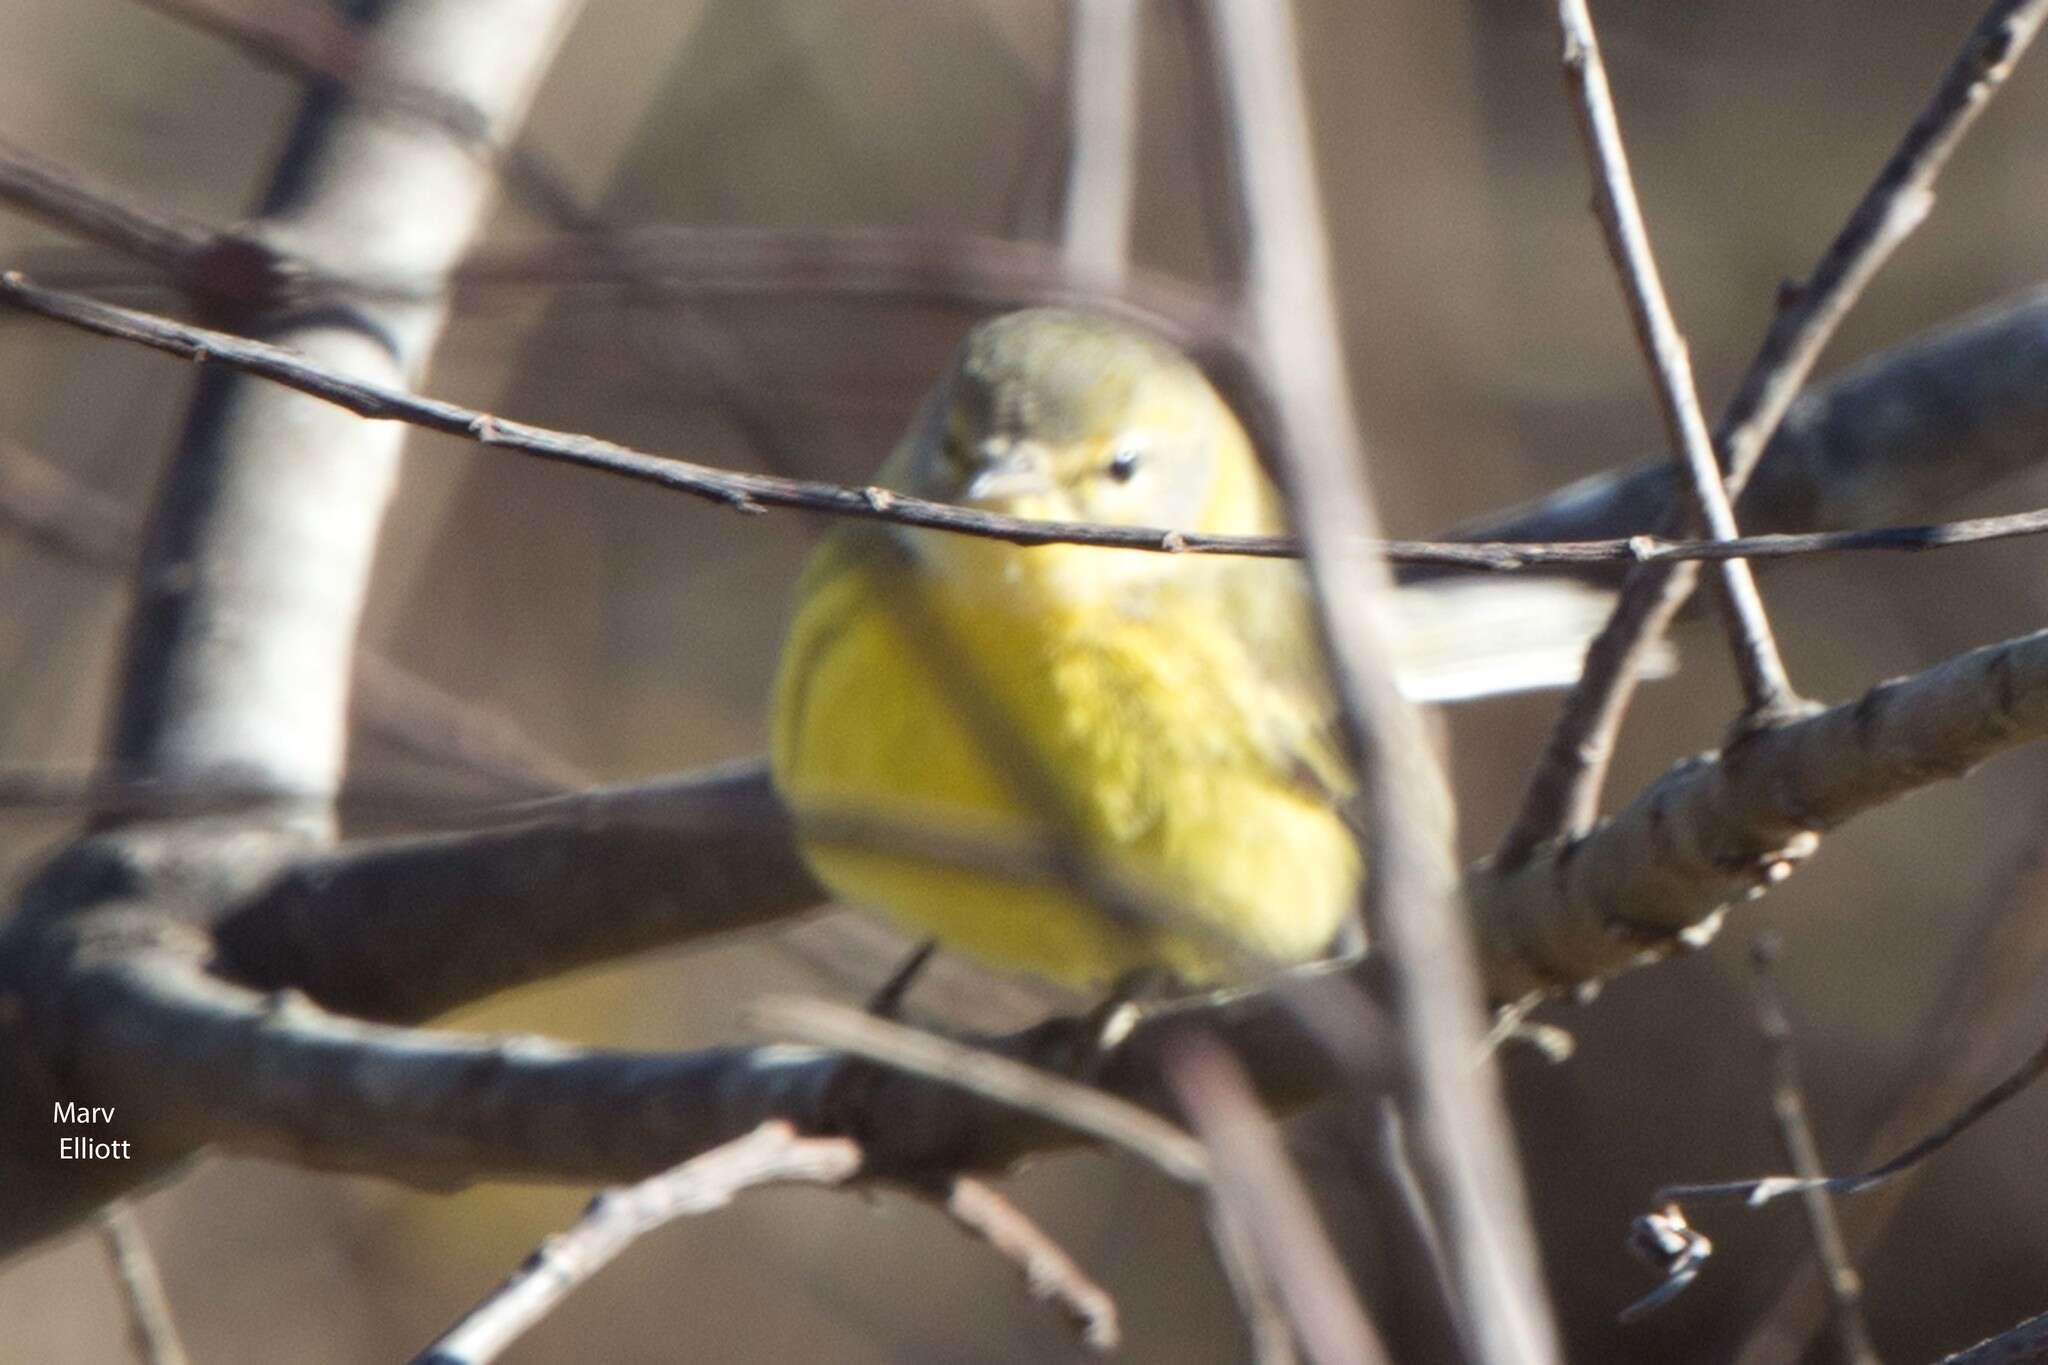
[5,0,2048,1360]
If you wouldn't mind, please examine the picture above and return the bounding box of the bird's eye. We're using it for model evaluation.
[1107,446,1143,482]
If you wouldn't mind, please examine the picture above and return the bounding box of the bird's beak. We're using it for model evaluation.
[961,438,1055,508]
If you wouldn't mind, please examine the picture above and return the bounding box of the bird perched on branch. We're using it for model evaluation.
[770,308,1626,990]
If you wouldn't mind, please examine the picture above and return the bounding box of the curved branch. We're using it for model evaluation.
[7,621,2048,1259]
[202,625,2048,1036]
[0,0,586,1261]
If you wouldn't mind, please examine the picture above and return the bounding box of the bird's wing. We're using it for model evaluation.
[1214,559,1357,807]
[1219,568,1675,805]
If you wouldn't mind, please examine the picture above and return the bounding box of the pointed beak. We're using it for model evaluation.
[960,438,1054,507]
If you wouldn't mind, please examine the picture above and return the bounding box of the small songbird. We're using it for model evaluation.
[770,308,1623,990]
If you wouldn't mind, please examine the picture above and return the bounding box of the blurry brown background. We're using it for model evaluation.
[5,0,2048,1360]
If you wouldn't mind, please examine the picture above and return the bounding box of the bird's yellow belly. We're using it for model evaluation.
[770,550,1359,987]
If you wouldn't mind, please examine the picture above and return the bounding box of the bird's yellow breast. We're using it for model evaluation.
[769,532,1359,987]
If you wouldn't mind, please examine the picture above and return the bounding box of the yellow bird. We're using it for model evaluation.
[770,309,1619,990]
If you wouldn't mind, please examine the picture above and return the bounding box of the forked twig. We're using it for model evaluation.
[1501,0,2048,864]
[1552,0,1797,719]
[411,1123,861,1365]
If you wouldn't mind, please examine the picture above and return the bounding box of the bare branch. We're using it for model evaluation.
[931,1177,1121,1354]
[1501,0,2048,863]
[22,271,2048,578]
[1197,0,1560,1359]
[1553,0,1796,717]
[1717,0,2048,497]
[1426,283,2048,564]
[198,614,2048,1044]
[0,0,588,1257]
[1165,1033,1392,1365]
[1747,935,1879,1365]
[17,611,2048,1258]
[1204,1195,1302,1365]
[214,764,814,1022]
[412,1123,861,1365]
[1476,626,2048,1002]
[97,4,583,811]
[1060,0,1143,288]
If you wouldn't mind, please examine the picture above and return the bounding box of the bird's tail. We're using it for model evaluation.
[1386,577,1673,704]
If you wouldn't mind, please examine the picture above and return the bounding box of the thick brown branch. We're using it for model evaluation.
[1476,627,2048,1002]
[214,765,822,1022]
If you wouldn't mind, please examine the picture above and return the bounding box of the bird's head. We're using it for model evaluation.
[894,308,1280,540]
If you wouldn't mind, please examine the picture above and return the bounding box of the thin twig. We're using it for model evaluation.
[933,1176,1121,1353]
[350,655,581,796]
[411,1122,861,1365]
[27,272,2048,572]
[1061,0,1143,288]
[1164,1032,1393,1365]
[1500,0,2048,864]
[1733,812,2048,1365]
[1748,934,1881,1365]
[1350,1100,1470,1361]
[1199,0,1560,1359]
[1716,0,2048,497]
[1553,0,1797,718]
[97,1203,190,1365]
[1659,1026,2048,1209]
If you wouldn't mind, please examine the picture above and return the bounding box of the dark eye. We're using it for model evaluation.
[1107,446,1143,482]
